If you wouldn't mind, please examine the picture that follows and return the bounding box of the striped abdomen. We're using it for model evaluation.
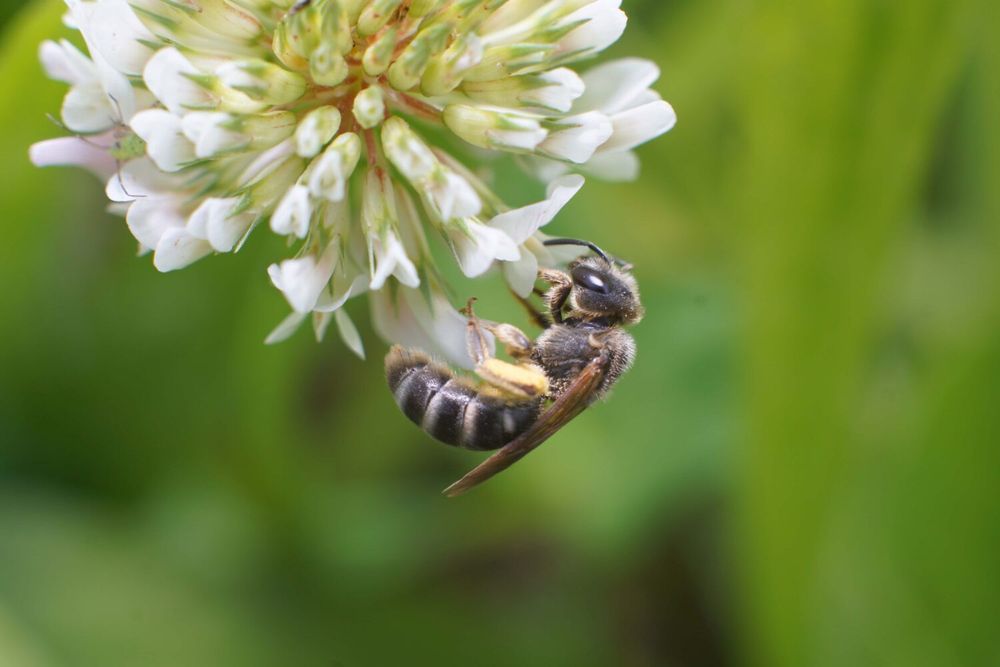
[386,346,542,451]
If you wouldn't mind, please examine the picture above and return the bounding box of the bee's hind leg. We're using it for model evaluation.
[462,297,492,366]
[463,298,549,401]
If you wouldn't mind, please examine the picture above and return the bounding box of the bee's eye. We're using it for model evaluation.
[571,266,610,294]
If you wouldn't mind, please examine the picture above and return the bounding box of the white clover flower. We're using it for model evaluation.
[31,0,675,366]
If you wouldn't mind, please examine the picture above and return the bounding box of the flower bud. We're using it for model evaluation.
[307,132,362,201]
[387,23,450,91]
[421,35,483,96]
[358,0,404,36]
[295,106,342,158]
[443,105,547,152]
[271,184,313,239]
[407,0,446,17]
[244,154,307,211]
[362,26,398,76]
[362,168,420,289]
[353,85,385,129]
[381,116,437,181]
[309,42,349,87]
[319,0,354,54]
[382,117,481,222]
[462,68,583,112]
[216,59,307,105]
[461,42,552,83]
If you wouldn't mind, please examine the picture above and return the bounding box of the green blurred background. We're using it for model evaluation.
[1,1,997,665]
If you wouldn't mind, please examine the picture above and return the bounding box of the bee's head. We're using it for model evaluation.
[567,255,643,324]
[542,238,643,324]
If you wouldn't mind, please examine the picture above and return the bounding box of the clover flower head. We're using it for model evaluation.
[31,0,675,366]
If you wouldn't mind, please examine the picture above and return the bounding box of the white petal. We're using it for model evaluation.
[270,184,312,238]
[579,150,640,181]
[182,112,247,158]
[451,220,520,278]
[408,288,488,370]
[381,118,437,181]
[335,309,365,359]
[126,197,185,248]
[62,84,116,132]
[490,174,585,243]
[153,227,213,271]
[85,0,156,76]
[29,136,117,180]
[429,172,481,221]
[144,47,214,114]
[187,198,254,252]
[307,149,349,201]
[130,109,196,172]
[294,106,341,158]
[264,311,308,344]
[268,241,339,313]
[539,111,613,163]
[503,249,539,298]
[524,68,585,112]
[314,273,366,312]
[370,232,419,290]
[576,58,660,114]
[369,289,419,351]
[106,157,182,202]
[235,139,296,187]
[600,100,676,153]
[39,40,94,85]
[209,210,254,252]
[370,287,484,370]
[557,0,626,56]
[489,126,548,151]
[229,214,256,254]
[313,311,333,341]
[520,155,571,182]
[427,290,491,370]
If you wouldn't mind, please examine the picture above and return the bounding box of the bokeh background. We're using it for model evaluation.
[1,0,997,665]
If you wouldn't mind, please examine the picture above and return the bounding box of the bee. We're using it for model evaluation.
[385,239,643,496]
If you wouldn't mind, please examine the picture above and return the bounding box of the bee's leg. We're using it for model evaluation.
[539,269,573,324]
[509,289,551,329]
[476,357,549,400]
[462,297,492,366]
[483,322,534,360]
[463,298,548,400]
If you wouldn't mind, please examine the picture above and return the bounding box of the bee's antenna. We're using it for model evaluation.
[543,237,610,263]
[542,237,632,270]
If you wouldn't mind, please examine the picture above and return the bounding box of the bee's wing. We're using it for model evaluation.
[442,348,611,497]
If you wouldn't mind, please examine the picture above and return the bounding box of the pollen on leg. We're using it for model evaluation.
[477,358,549,400]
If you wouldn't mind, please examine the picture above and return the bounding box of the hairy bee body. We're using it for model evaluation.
[386,320,635,452]
[531,319,636,399]
[387,348,542,451]
[385,245,644,492]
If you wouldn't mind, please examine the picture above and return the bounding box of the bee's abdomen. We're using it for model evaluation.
[386,346,541,451]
